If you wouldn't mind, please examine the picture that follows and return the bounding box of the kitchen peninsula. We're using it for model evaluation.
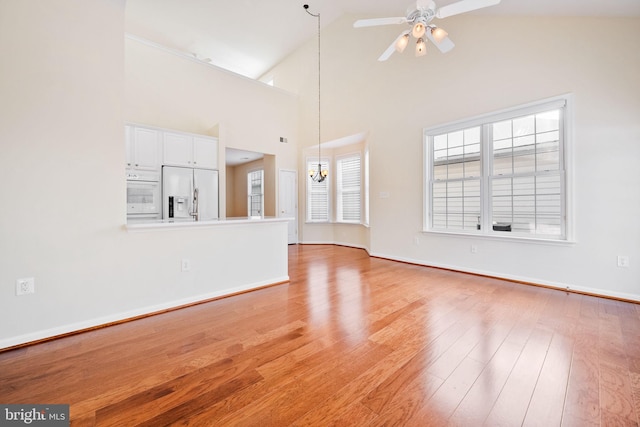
[120,216,290,332]
[122,119,292,331]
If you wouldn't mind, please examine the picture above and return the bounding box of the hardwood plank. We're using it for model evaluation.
[522,333,574,427]
[630,372,640,426]
[598,299,638,426]
[0,245,638,426]
[93,322,312,426]
[319,402,378,427]
[562,295,602,426]
[484,327,553,425]
[71,320,309,419]
[292,321,439,425]
[600,361,638,426]
[447,340,524,425]
[365,371,444,427]
[212,340,391,426]
[416,355,486,422]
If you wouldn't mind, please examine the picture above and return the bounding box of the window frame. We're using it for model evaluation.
[247,169,264,217]
[306,157,331,223]
[363,147,370,227]
[336,152,362,224]
[423,94,574,243]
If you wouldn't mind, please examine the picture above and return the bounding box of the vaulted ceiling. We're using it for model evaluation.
[125,0,640,79]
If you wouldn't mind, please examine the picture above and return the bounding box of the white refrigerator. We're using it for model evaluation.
[162,166,219,221]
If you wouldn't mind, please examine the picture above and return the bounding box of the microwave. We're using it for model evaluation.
[126,171,160,220]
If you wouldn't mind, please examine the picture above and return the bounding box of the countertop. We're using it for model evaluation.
[126,216,291,232]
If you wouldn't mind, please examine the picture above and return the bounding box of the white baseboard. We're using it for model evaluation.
[370,251,640,303]
[301,241,640,302]
[0,276,289,350]
[299,240,369,253]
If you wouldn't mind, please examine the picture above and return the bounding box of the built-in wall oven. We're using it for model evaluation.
[126,171,161,222]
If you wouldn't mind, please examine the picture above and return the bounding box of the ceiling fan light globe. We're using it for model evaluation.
[412,22,426,38]
[415,38,427,56]
[395,34,410,52]
[431,27,448,43]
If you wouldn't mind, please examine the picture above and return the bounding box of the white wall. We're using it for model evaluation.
[0,0,294,348]
[270,15,640,300]
[124,37,299,168]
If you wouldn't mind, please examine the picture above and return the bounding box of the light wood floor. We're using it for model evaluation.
[1,244,639,426]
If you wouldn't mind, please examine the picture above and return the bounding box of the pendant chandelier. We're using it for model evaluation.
[305,4,328,183]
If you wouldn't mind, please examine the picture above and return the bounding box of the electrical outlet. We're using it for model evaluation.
[16,277,35,296]
[617,255,629,268]
[414,236,420,246]
[181,259,191,272]
[470,245,478,254]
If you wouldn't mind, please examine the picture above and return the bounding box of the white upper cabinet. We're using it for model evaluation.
[126,124,218,171]
[163,132,218,169]
[163,131,192,167]
[193,136,218,169]
[126,125,160,171]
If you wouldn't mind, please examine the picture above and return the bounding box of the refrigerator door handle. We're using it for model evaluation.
[190,187,199,221]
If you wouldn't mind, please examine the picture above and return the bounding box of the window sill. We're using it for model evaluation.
[305,221,367,227]
[422,229,576,246]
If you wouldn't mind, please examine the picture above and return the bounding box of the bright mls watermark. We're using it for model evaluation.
[1,405,69,426]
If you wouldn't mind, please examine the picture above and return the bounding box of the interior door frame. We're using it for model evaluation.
[278,168,298,244]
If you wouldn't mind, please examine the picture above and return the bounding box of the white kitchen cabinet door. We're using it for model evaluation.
[193,136,218,169]
[125,125,133,168]
[128,126,160,171]
[163,132,193,167]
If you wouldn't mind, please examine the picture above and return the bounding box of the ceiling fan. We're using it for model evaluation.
[353,0,501,61]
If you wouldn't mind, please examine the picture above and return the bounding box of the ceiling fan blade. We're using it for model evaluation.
[354,17,408,28]
[378,30,410,61]
[436,0,501,19]
[424,31,455,53]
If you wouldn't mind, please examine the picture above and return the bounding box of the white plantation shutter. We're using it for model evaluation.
[307,159,329,222]
[337,155,361,223]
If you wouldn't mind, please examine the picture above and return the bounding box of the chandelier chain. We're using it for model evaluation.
[305,5,325,182]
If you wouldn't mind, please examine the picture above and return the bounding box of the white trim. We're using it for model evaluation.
[424,93,572,241]
[0,276,289,350]
[126,217,289,231]
[299,241,369,253]
[563,94,576,241]
[369,251,639,303]
[421,229,576,246]
[278,168,299,245]
[247,169,264,217]
[423,94,569,136]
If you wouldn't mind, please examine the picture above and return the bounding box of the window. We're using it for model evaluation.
[247,170,263,217]
[425,96,570,240]
[364,148,370,226]
[307,158,329,222]
[336,154,361,223]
